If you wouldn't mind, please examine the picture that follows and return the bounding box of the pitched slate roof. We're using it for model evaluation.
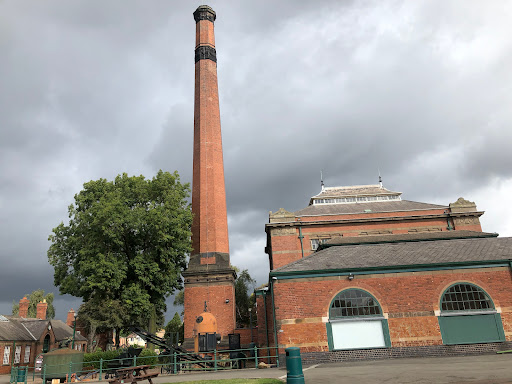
[51,320,86,341]
[295,200,447,217]
[0,317,35,341]
[273,235,512,274]
[0,317,86,342]
[322,230,496,247]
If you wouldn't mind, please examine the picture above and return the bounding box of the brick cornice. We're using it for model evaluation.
[266,211,485,229]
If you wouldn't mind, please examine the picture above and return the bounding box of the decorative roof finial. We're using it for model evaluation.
[378,168,383,188]
[320,170,325,191]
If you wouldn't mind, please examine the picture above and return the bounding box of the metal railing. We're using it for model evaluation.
[9,346,279,383]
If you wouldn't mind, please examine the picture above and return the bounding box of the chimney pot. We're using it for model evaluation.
[19,297,30,318]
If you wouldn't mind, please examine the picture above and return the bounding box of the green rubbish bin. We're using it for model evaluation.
[285,347,304,384]
[16,367,27,382]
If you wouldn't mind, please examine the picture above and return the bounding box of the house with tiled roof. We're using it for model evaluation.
[0,299,86,374]
[255,183,512,363]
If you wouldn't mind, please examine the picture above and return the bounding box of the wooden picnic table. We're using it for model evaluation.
[106,365,159,384]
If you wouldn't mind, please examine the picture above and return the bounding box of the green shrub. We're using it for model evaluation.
[137,348,158,367]
[83,349,122,369]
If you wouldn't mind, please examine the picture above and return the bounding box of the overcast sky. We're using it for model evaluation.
[1,0,512,323]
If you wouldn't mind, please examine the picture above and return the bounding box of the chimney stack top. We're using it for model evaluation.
[194,5,216,23]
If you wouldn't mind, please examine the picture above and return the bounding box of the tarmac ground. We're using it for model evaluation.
[2,353,512,384]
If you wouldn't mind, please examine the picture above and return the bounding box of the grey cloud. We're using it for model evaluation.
[1,0,511,322]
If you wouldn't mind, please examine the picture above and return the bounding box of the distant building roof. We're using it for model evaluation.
[0,317,86,342]
[295,199,447,217]
[312,184,401,200]
[273,232,509,274]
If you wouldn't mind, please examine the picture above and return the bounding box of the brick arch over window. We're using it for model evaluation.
[329,288,383,319]
[434,280,501,311]
[440,282,494,312]
[326,288,391,350]
[324,284,389,316]
[437,282,505,345]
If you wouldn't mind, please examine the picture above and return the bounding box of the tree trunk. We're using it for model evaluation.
[87,323,97,352]
[115,328,121,348]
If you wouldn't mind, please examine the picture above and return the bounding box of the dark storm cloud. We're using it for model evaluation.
[1,0,511,321]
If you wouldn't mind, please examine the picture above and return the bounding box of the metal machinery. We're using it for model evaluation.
[129,327,212,371]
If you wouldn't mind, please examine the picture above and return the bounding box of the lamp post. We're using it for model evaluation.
[72,313,78,349]
[249,308,253,342]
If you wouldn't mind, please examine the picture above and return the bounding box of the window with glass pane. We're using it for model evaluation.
[24,346,30,363]
[3,346,10,365]
[14,346,21,364]
[330,289,381,318]
[441,283,493,312]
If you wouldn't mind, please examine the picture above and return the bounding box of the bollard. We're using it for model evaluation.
[285,347,304,384]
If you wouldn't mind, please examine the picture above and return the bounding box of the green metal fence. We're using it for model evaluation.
[9,346,279,383]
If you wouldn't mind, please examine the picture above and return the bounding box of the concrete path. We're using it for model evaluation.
[3,354,512,383]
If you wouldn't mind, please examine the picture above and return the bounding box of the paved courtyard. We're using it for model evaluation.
[2,354,512,384]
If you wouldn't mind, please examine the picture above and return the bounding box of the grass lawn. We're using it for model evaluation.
[164,379,283,384]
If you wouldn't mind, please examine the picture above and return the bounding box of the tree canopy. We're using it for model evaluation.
[164,312,184,345]
[234,268,256,327]
[12,289,55,319]
[48,171,192,339]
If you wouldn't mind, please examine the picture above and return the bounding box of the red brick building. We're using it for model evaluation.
[256,184,512,362]
[0,299,86,374]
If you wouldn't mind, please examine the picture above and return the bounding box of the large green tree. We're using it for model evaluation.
[48,171,192,344]
[12,289,55,319]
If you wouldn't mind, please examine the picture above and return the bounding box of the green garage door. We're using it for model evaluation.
[439,313,504,344]
[438,283,505,345]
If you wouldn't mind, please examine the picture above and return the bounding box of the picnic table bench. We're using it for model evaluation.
[106,365,159,384]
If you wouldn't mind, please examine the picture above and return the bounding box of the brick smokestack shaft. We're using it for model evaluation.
[183,6,236,345]
[191,5,229,256]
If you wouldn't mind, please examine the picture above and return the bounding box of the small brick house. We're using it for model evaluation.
[0,299,87,374]
[256,184,512,362]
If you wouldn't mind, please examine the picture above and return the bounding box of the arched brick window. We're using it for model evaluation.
[440,283,493,312]
[438,283,504,345]
[330,288,381,318]
[327,289,390,350]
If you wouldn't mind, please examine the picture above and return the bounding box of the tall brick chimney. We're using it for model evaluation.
[36,300,48,320]
[182,5,236,345]
[66,309,75,327]
[19,297,29,318]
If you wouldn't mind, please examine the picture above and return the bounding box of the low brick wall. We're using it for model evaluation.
[292,341,512,365]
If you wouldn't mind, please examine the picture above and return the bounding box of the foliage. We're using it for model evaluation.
[11,289,55,319]
[137,348,158,367]
[164,312,184,344]
[173,290,185,316]
[83,349,121,369]
[47,171,192,339]
[234,269,256,328]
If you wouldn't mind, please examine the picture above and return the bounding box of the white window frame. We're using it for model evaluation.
[14,345,21,364]
[3,346,10,365]
[24,346,31,363]
[311,238,330,251]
